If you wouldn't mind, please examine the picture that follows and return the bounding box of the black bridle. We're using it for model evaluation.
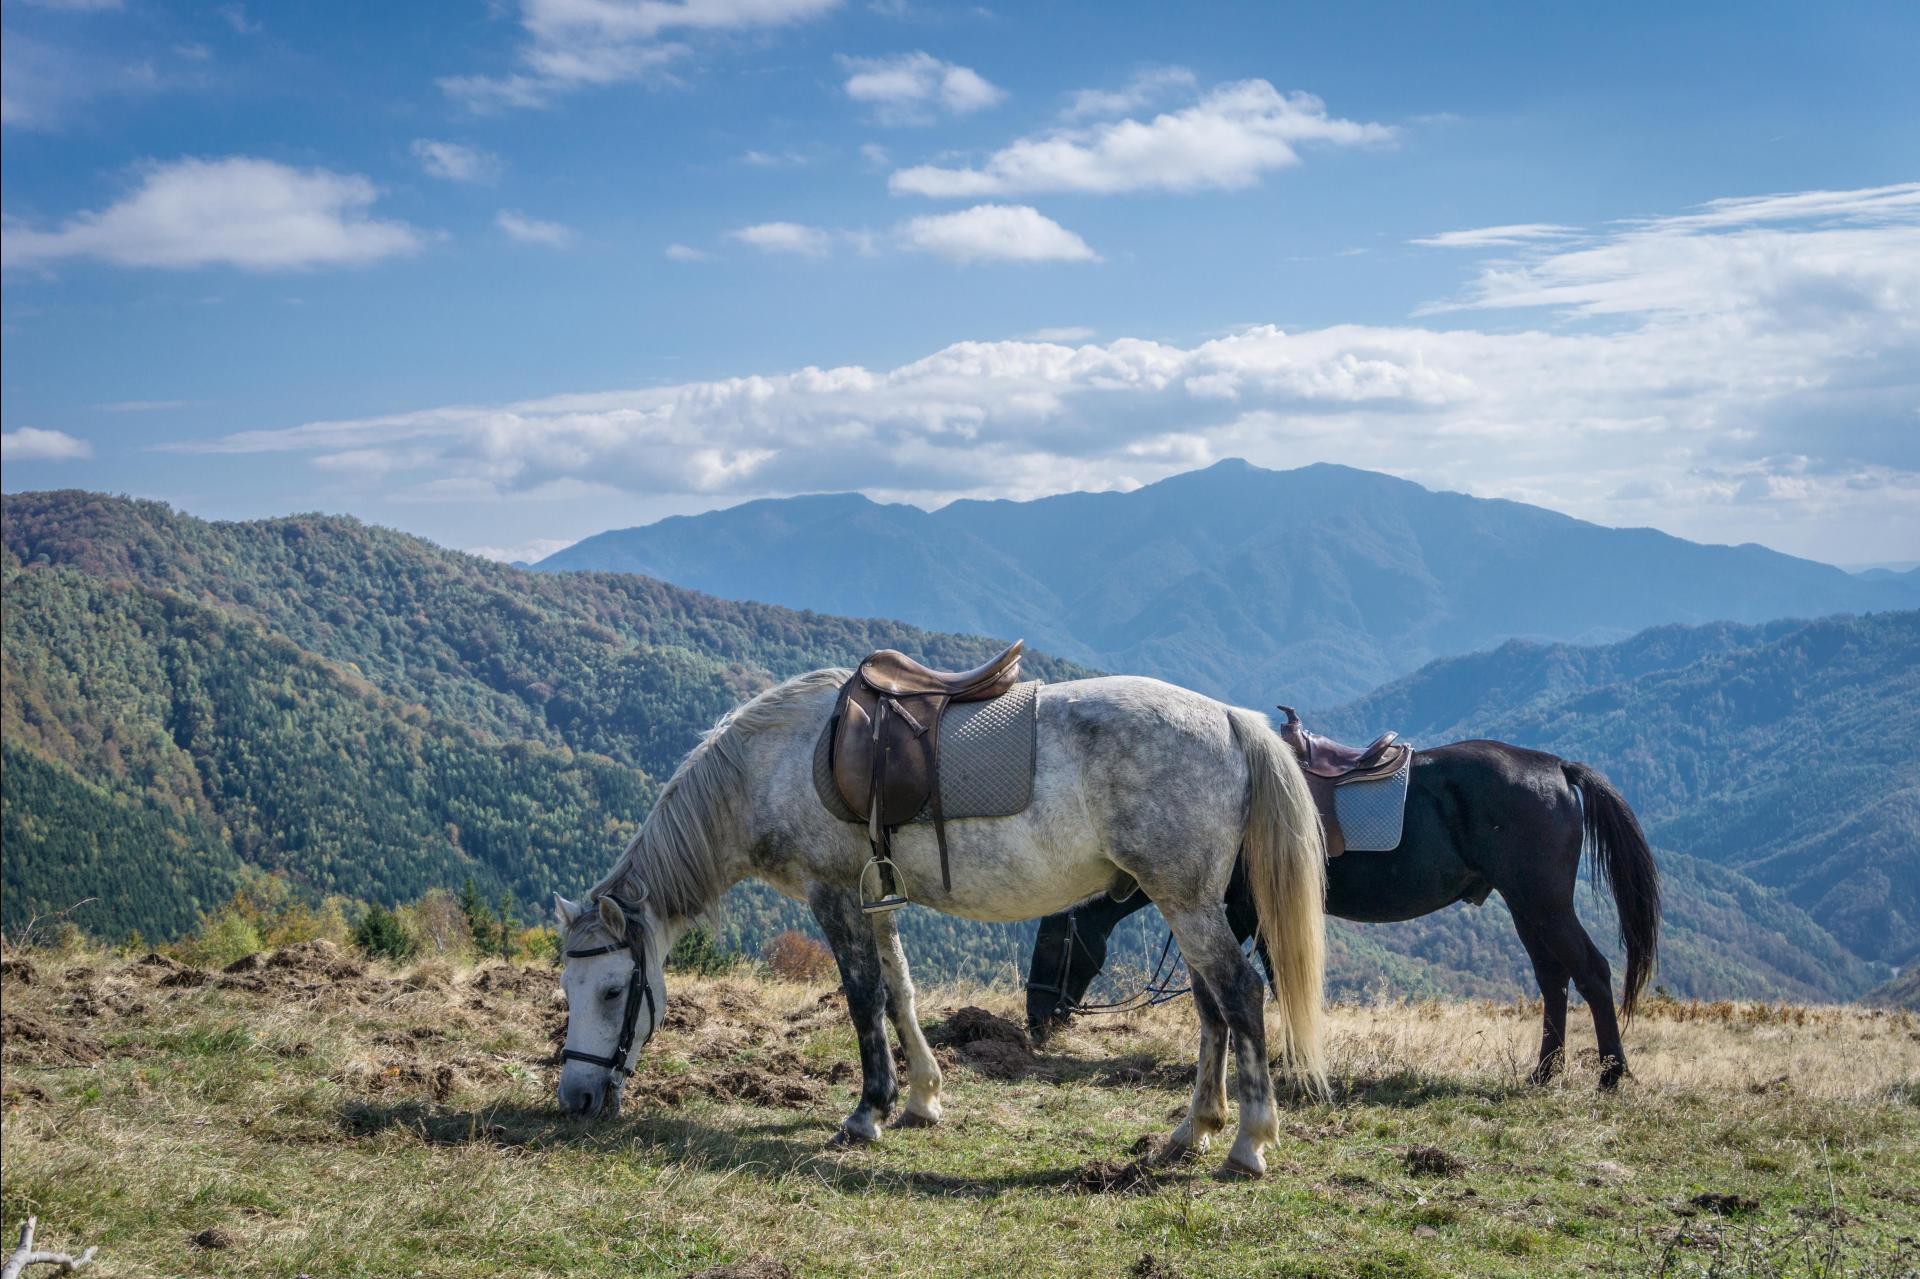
[561,898,657,1078]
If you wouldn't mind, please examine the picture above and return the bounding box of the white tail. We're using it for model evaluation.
[1229,707,1328,1095]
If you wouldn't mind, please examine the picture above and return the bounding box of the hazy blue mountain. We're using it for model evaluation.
[1325,612,1920,969]
[536,460,1920,707]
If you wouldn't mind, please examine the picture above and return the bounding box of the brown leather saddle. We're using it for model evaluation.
[1276,705,1411,857]
[830,640,1024,907]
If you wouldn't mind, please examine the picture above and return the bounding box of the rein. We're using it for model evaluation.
[1026,914,1193,1017]
[561,900,657,1078]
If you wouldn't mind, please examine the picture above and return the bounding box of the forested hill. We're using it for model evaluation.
[4,491,1091,782]
[1323,612,1920,970]
[1,491,1089,949]
[0,491,1893,1002]
[534,459,1920,708]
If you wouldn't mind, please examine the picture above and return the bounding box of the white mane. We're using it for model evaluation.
[587,666,848,923]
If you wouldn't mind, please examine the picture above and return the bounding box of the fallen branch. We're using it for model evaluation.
[2,1217,97,1279]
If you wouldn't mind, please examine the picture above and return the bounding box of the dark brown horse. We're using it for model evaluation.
[1025,740,1660,1088]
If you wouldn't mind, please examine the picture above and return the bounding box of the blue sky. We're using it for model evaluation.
[3,0,1916,565]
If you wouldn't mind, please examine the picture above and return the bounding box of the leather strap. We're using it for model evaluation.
[561,904,656,1076]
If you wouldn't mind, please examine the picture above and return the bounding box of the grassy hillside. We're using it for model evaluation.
[1325,613,1920,969]
[2,950,1914,1278]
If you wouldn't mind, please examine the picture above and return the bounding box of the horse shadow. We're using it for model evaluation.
[335,1099,1191,1200]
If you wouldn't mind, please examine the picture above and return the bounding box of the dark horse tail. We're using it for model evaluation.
[1562,762,1660,1016]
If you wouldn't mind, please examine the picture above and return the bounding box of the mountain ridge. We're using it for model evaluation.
[535,460,1919,707]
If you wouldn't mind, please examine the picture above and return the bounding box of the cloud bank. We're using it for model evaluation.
[170,184,1920,558]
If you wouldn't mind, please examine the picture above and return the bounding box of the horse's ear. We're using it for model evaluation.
[553,893,580,931]
[596,895,628,941]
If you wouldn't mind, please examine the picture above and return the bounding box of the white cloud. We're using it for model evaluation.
[839,51,1004,125]
[741,148,810,167]
[1061,65,1195,119]
[2,427,93,461]
[1,156,424,272]
[729,221,833,257]
[496,209,577,247]
[897,204,1097,263]
[1411,223,1576,249]
[890,78,1392,197]
[442,0,841,111]
[167,184,1920,562]
[1425,182,1920,319]
[467,537,577,564]
[665,242,716,261]
[412,139,502,183]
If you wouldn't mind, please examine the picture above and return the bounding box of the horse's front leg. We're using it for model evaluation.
[870,910,943,1127]
[809,883,896,1144]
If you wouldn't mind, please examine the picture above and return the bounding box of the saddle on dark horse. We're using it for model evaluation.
[829,641,1024,912]
[1276,705,1411,857]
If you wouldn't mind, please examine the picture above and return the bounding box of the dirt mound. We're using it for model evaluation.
[683,1259,791,1279]
[224,953,266,974]
[1,1009,104,1065]
[351,1059,464,1101]
[267,941,366,980]
[159,967,210,989]
[469,964,549,996]
[927,1006,1038,1079]
[1,957,37,984]
[3,1079,54,1108]
[929,1006,1028,1047]
[1405,1145,1463,1177]
[957,1039,1036,1080]
[1687,1192,1759,1216]
[1074,1156,1163,1195]
[707,1067,823,1109]
[1131,1255,1185,1279]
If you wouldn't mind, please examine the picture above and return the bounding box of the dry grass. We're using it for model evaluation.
[3,946,1916,1278]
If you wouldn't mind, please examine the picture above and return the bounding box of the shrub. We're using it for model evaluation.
[177,910,263,970]
[403,888,473,956]
[666,924,741,976]
[351,904,419,962]
[761,930,837,983]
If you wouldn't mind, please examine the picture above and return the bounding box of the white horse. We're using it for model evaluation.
[553,668,1327,1177]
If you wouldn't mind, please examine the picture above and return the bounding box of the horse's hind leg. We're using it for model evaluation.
[809,884,897,1143]
[870,910,944,1127]
[1530,908,1629,1089]
[1157,976,1230,1164]
[1513,916,1570,1085]
[1164,905,1279,1178]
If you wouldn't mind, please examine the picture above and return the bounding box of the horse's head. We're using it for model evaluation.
[553,889,666,1119]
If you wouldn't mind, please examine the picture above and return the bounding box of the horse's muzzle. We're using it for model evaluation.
[558,1074,618,1119]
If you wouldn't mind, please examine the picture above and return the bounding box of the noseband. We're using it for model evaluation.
[561,898,657,1078]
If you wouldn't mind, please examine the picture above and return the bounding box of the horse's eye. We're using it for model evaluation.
[602,988,623,1003]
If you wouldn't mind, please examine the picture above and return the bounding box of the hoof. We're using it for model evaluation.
[893,1108,940,1129]
[1218,1154,1266,1180]
[1150,1137,1202,1167]
[830,1118,881,1147]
